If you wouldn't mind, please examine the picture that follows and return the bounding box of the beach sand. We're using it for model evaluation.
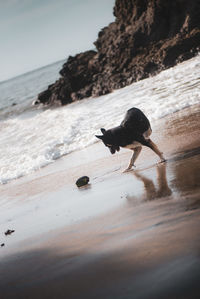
[0,104,200,299]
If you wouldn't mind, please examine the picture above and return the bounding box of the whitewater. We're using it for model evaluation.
[0,55,199,184]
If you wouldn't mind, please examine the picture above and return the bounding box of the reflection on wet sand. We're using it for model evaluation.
[126,149,200,212]
[135,163,172,200]
[127,163,172,202]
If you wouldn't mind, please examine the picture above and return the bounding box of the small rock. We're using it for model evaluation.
[4,229,15,236]
[76,176,90,188]
[1,243,5,247]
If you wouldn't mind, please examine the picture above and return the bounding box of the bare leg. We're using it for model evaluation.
[124,146,142,171]
[147,139,165,162]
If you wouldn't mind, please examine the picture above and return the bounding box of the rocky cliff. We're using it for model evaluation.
[36,0,200,105]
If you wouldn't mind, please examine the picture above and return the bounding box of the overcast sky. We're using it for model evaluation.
[0,0,115,82]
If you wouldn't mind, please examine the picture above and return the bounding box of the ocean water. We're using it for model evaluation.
[0,60,64,120]
[0,55,200,184]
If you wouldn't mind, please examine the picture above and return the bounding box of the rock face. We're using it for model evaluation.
[36,0,200,105]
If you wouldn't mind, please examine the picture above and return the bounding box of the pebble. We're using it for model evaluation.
[76,176,90,187]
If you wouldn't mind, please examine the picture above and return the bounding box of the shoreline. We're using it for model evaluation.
[0,104,200,298]
[0,104,199,195]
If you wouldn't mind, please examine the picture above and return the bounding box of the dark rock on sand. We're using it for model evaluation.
[1,243,5,247]
[36,0,200,105]
[4,229,15,236]
[76,176,90,188]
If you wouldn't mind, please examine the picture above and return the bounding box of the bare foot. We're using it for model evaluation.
[123,165,136,173]
[158,157,166,164]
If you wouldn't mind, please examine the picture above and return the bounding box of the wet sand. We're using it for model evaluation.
[0,104,200,299]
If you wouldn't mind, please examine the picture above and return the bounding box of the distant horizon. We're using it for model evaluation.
[0,46,98,84]
[0,57,65,84]
[0,0,115,82]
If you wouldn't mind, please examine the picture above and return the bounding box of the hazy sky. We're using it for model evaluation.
[0,0,115,82]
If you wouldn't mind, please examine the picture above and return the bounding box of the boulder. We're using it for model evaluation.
[35,0,200,106]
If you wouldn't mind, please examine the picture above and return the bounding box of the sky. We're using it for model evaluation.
[0,0,115,82]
